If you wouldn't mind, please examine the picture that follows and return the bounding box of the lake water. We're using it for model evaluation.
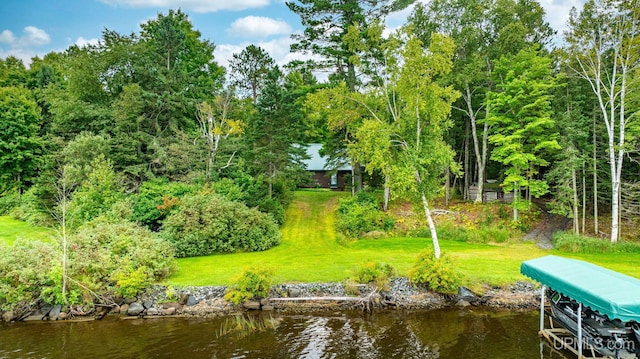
[0,308,569,358]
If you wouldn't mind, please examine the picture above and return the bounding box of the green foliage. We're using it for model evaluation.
[114,266,149,298]
[131,178,196,230]
[0,194,18,216]
[335,192,394,238]
[0,239,61,309]
[10,184,54,226]
[0,86,43,193]
[436,222,511,244]
[409,249,463,293]
[224,266,274,304]
[161,191,281,257]
[67,156,124,228]
[69,220,176,300]
[553,232,640,254]
[349,261,396,290]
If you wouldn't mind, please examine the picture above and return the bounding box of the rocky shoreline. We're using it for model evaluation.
[0,278,540,322]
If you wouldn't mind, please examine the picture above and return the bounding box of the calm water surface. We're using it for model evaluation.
[0,308,569,359]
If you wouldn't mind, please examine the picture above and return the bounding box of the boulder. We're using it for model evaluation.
[142,300,153,309]
[58,312,68,320]
[124,297,137,305]
[127,302,144,316]
[162,307,176,316]
[161,302,182,310]
[147,308,159,316]
[456,299,471,308]
[288,288,301,298]
[242,301,261,310]
[186,295,198,307]
[119,304,129,314]
[261,305,274,311]
[49,305,62,320]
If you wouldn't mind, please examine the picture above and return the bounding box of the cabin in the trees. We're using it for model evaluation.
[301,144,351,190]
[468,181,515,203]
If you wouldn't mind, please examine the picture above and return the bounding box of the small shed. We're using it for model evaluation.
[301,144,351,190]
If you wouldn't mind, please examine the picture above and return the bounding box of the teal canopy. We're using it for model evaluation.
[521,255,640,323]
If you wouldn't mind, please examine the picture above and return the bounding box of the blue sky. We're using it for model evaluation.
[0,0,585,69]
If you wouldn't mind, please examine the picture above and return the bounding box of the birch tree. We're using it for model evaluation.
[195,94,245,182]
[565,0,640,242]
[306,28,459,258]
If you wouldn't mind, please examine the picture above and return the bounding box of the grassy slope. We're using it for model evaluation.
[169,190,640,288]
[0,216,55,245]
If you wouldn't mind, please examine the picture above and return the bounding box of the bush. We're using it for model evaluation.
[409,249,463,294]
[131,178,196,230]
[224,266,274,304]
[0,194,18,215]
[350,261,396,290]
[161,191,281,257]
[553,231,640,253]
[10,185,54,226]
[335,192,394,238]
[0,239,63,310]
[69,220,176,299]
[436,222,511,243]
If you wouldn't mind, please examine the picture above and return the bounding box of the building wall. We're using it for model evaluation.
[301,170,350,190]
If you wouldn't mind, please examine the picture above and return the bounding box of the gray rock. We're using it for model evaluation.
[142,300,153,309]
[147,308,159,316]
[49,304,62,320]
[243,301,261,310]
[456,299,471,307]
[119,304,129,314]
[58,312,68,320]
[127,302,144,316]
[458,286,477,300]
[261,305,274,311]
[288,288,301,298]
[186,295,198,306]
[39,305,53,316]
[124,297,137,305]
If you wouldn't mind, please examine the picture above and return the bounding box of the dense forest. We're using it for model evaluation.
[0,0,639,308]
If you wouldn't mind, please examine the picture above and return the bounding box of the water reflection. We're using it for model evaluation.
[0,308,570,359]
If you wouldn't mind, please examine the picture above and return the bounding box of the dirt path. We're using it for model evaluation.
[523,201,571,249]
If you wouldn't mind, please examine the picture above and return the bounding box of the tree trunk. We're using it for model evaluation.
[582,165,586,234]
[593,113,598,234]
[445,166,450,207]
[383,174,390,212]
[465,84,488,204]
[513,183,518,223]
[415,170,440,259]
[463,117,470,201]
[572,167,579,234]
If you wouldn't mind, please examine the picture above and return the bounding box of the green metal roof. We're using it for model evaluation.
[521,255,640,323]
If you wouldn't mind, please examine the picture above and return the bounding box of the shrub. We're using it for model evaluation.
[161,191,281,257]
[350,261,396,290]
[0,239,63,310]
[131,178,196,230]
[409,249,463,294]
[69,220,177,299]
[0,194,18,215]
[224,266,274,304]
[335,192,394,238]
[553,231,640,253]
[10,184,54,226]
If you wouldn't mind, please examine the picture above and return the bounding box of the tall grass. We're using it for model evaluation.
[553,231,640,253]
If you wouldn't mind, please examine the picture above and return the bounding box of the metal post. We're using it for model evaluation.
[577,302,583,358]
[539,285,545,332]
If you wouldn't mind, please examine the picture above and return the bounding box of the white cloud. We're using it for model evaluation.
[99,0,270,12]
[538,0,586,35]
[0,30,15,44]
[23,26,51,46]
[75,37,100,48]
[227,16,292,38]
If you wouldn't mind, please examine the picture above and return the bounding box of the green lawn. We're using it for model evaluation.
[0,216,55,245]
[167,190,640,289]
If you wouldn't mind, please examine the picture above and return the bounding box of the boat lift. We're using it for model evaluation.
[521,256,640,359]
